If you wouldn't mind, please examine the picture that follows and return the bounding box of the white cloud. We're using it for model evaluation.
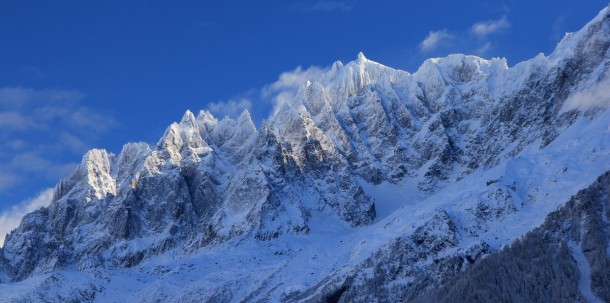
[0,87,115,194]
[552,15,566,41]
[58,132,89,154]
[0,87,113,136]
[562,78,610,112]
[262,65,328,113]
[420,29,453,52]
[32,106,116,134]
[475,42,494,55]
[0,87,84,109]
[0,188,54,247]
[207,98,252,118]
[266,66,327,92]
[0,111,39,130]
[205,65,328,119]
[471,15,511,38]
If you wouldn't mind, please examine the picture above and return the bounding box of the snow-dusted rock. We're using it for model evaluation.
[1,5,610,303]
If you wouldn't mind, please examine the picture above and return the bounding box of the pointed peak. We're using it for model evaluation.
[237,109,254,125]
[180,110,197,127]
[548,4,610,64]
[598,4,610,21]
[357,52,367,62]
[77,148,117,201]
[332,60,344,70]
[197,110,218,124]
[82,148,111,165]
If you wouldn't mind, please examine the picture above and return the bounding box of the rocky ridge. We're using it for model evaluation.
[0,5,610,303]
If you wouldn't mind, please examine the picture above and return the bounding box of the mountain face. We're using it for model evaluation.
[1,5,610,303]
[419,170,610,303]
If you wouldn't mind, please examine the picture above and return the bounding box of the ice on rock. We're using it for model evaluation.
[180,109,197,127]
[357,51,367,62]
[197,109,218,130]
[79,149,117,201]
[549,4,610,65]
[116,142,151,186]
[157,123,186,165]
[156,110,211,166]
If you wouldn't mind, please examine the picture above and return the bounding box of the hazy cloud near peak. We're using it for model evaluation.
[418,14,510,55]
[0,188,54,247]
[562,78,610,112]
[552,15,566,42]
[266,66,328,92]
[262,65,328,114]
[207,98,252,119]
[202,65,328,123]
[475,42,494,55]
[471,15,511,38]
[420,29,453,52]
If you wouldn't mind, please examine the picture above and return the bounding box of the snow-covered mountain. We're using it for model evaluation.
[1,5,610,303]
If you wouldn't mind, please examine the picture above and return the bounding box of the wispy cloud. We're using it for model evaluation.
[262,65,328,113]
[417,14,511,56]
[0,87,84,109]
[10,151,77,179]
[475,42,494,55]
[290,1,353,12]
[562,78,610,112]
[0,188,54,247]
[202,65,328,121]
[0,111,38,130]
[551,15,566,42]
[0,87,116,195]
[471,15,511,38]
[207,98,252,118]
[266,66,328,92]
[420,29,453,52]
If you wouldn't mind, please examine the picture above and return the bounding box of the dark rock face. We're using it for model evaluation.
[0,108,379,282]
[420,171,610,303]
[293,169,610,303]
[285,208,491,303]
[411,210,460,253]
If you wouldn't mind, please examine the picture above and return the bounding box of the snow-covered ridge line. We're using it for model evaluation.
[0,4,610,303]
[51,3,610,196]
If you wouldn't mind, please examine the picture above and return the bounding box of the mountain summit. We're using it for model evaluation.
[1,5,610,303]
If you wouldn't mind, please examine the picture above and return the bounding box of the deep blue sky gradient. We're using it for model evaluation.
[0,0,607,209]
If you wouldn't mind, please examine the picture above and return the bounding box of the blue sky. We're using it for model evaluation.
[0,0,607,219]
